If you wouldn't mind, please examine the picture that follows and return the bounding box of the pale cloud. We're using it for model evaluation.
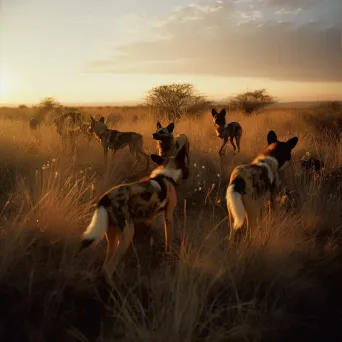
[86,0,340,82]
[275,8,302,15]
[259,0,316,10]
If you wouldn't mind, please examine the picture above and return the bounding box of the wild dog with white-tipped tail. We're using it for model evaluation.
[226,130,298,243]
[80,146,189,266]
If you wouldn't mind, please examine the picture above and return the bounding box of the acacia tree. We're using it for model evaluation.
[35,97,62,122]
[230,89,276,115]
[145,83,208,120]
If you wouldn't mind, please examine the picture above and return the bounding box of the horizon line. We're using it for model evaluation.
[1,99,341,108]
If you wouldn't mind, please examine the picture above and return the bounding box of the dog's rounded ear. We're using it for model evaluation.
[99,117,105,123]
[211,108,218,117]
[267,130,278,145]
[220,108,226,116]
[166,122,175,133]
[286,136,298,150]
[151,154,165,165]
[156,121,162,129]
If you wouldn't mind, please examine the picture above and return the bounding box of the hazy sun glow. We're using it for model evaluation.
[1,0,340,105]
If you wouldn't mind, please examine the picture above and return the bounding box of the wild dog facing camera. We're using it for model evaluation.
[211,108,226,126]
[152,121,175,141]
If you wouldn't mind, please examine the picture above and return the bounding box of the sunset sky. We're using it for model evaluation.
[1,0,340,105]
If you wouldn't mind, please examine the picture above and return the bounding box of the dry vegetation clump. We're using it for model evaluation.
[0,104,341,341]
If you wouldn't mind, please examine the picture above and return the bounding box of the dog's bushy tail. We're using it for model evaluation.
[81,206,108,249]
[226,184,246,229]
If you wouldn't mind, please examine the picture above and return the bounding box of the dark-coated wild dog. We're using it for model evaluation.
[226,130,298,243]
[152,121,190,166]
[89,116,149,169]
[80,146,189,267]
[211,108,242,156]
[29,118,40,130]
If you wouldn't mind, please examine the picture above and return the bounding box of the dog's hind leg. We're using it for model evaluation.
[229,136,237,154]
[185,140,190,165]
[112,220,135,268]
[106,226,120,253]
[235,131,242,153]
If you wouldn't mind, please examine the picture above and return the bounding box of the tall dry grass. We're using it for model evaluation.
[0,105,341,341]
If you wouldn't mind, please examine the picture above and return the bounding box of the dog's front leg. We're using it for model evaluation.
[219,137,228,156]
[270,174,281,213]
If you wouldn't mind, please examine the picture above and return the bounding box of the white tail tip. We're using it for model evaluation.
[82,206,108,244]
[226,185,245,229]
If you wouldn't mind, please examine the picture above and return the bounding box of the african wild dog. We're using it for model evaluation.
[64,123,93,144]
[89,116,150,169]
[301,152,325,173]
[29,118,40,130]
[226,130,298,243]
[211,108,242,156]
[54,112,83,136]
[152,121,190,166]
[80,146,189,266]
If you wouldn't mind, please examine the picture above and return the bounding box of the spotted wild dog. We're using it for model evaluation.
[226,130,298,243]
[64,123,93,144]
[54,112,83,136]
[89,116,150,169]
[80,146,189,266]
[152,121,190,166]
[211,108,242,156]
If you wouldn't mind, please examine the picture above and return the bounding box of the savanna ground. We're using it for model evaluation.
[0,103,341,341]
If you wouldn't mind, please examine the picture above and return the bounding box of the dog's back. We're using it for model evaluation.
[219,122,242,139]
[101,129,144,151]
[226,130,298,241]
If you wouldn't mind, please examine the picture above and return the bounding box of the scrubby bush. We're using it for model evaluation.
[230,89,276,115]
[145,83,210,120]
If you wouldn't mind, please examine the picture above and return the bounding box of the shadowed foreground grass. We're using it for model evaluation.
[0,105,341,341]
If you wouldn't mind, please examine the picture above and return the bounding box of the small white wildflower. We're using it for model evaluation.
[202,165,206,169]
[199,187,202,191]
[51,158,56,163]
[217,173,220,177]
[194,163,197,167]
